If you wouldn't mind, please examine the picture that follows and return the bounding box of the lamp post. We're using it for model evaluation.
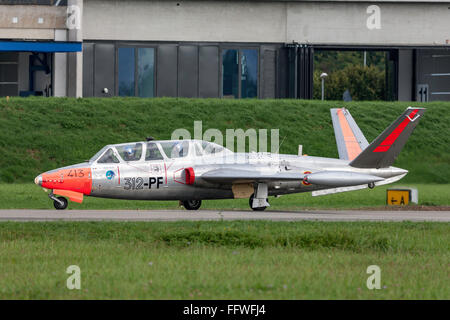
[320,73,328,101]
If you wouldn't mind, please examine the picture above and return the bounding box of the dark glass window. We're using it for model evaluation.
[0,52,18,97]
[97,149,120,164]
[145,142,164,161]
[116,143,143,162]
[138,48,155,97]
[160,141,189,159]
[222,48,258,98]
[118,47,155,97]
[241,49,258,98]
[118,47,135,96]
[222,49,239,98]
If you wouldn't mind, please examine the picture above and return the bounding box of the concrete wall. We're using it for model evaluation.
[83,1,287,43]
[0,5,66,40]
[287,2,450,46]
[83,0,450,46]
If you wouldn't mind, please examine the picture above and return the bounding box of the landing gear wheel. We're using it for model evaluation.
[53,197,68,210]
[249,194,268,211]
[182,200,202,210]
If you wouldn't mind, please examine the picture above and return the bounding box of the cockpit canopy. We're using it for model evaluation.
[89,140,232,163]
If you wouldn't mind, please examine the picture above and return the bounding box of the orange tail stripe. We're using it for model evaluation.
[337,109,362,161]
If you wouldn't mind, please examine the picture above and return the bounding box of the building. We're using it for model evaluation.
[0,0,449,101]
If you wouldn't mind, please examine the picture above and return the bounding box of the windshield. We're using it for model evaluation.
[97,148,120,164]
[89,145,109,163]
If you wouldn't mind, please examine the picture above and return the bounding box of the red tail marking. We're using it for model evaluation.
[373,109,419,153]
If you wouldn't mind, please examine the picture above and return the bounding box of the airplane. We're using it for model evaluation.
[34,107,425,211]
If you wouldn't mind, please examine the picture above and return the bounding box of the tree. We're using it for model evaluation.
[313,65,385,101]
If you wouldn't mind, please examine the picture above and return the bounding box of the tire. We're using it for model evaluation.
[249,194,268,211]
[53,197,68,210]
[182,200,202,210]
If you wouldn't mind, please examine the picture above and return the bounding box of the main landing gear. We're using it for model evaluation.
[249,183,270,211]
[182,200,202,210]
[49,192,68,210]
[249,193,268,211]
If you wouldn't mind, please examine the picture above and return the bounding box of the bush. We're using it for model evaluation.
[314,65,385,101]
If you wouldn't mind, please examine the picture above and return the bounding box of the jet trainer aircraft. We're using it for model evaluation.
[35,107,425,210]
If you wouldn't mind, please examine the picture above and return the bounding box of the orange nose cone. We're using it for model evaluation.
[34,175,42,186]
[40,167,92,195]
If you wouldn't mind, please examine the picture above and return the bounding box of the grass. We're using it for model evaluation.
[0,221,448,299]
[1,183,448,210]
[0,97,448,184]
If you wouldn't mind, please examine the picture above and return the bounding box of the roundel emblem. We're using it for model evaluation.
[302,171,312,186]
[106,170,115,180]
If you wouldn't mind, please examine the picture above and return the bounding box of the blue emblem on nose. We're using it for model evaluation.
[106,170,115,180]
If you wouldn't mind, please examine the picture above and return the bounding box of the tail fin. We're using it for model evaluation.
[349,107,426,168]
[330,108,369,161]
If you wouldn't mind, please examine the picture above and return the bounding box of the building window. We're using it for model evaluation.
[118,47,155,97]
[137,48,155,98]
[0,52,18,97]
[222,49,239,98]
[222,48,258,98]
[118,47,135,96]
[241,49,258,98]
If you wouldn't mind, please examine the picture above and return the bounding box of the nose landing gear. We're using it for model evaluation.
[48,191,68,210]
[53,197,68,210]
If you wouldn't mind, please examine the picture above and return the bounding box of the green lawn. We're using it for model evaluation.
[1,183,448,210]
[0,221,448,299]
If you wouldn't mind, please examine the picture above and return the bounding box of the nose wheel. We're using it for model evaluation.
[182,200,202,210]
[53,197,68,210]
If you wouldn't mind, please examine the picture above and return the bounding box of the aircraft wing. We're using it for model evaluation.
[200,169,303,184]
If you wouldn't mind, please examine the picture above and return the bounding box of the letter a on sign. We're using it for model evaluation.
[366,265,381,289]
[366,5,381,30]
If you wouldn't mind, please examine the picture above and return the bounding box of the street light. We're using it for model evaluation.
[320,72,328,101]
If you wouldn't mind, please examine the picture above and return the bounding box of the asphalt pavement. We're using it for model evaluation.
[0,209,448,222]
